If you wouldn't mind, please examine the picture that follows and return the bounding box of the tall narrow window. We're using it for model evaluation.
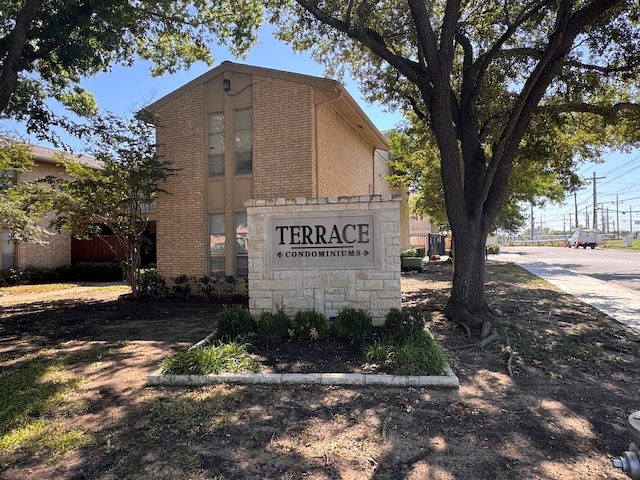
[235,212,248,277]
[235,108,252,173]
[208,214,225,276]
[2,232,15,269]
[208,113,224,176]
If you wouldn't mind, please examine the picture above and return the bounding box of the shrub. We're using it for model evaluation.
[16,262,122,284]
[382,307,425,345]
[487,244,500,255]
[170,274,192,298]
[196,275,214,300]
[391,333,446,375]
[363,340,394,364]
[290,310,329,340]
[333,307,373,340]
[256,307,291,341]
[215,306,257,342]
[0,268,21,286]
[400,247,424,258]
[160,342,260,375]
[139,269,167,298]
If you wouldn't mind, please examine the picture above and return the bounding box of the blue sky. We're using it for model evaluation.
[2,25,638,233]
[0,24,403,153]
[531,151,640,234]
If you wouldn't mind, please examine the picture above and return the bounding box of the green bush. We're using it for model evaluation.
[487,244,500,255]
[139,269,168,298]
[363,340,394,364]
[400,247,425,258]
[170,274,192,298]
[256,307,291,341]
[382,307,425,344]
[195,275,214,300]
[160,342,260,375]
[215,306,257,342]
[391,333,446,375]
[290,310,329,340]
[333,307,373,340]
[16,262,122,284]
[0,268,21,286]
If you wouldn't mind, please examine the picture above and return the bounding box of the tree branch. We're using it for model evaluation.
[538,102,640,115]
[0,0,44,113]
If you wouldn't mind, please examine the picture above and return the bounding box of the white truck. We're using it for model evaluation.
[566,229,603,249]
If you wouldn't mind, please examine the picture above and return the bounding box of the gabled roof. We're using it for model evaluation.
[29,144,102,170]
[148,62,388,151]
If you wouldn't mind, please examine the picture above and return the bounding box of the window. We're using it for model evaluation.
[208,214,225,276]
[208,113,224,176]
[2,232,15,269]
[235,108,252,173]
[235,212,248,277]
[0,170,16,191]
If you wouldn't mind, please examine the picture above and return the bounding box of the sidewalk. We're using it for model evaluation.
[491,252,640,334]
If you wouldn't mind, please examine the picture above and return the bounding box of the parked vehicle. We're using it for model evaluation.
[566,229,603,249]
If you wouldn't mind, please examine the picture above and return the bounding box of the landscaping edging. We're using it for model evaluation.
[147,364,459,388]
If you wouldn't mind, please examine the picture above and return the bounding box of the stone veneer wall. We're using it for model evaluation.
[246,194,401,325]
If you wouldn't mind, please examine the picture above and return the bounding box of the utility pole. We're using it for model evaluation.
[612,195,624,237]
[530,203,535,240]
[585,206,589,229]
[574,191,578,229]
[593,172,606,230]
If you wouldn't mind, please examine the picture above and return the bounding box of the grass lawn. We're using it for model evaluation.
[1,264,638,479]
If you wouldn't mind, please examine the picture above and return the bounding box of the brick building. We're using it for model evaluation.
[148,62,407,282]
[1,145,104,270]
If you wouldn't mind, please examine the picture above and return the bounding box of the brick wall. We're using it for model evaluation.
[16,161,71,268]
[155,86,207,279]
[247,195,402,325]
[316,93,375,197]
[253,76,315,199]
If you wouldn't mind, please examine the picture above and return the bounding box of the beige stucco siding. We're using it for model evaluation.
[155,86,207,279]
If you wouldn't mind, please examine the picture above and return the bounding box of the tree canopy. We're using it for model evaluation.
[51,111,174,296]
[0,139,55,244]
[0,0,264,144]
[270,0,640,334]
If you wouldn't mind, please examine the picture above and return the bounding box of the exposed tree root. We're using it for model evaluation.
[443,302,486,332]
[504,332,519,376]
[452,321,471,338]
[506,351,516,376]
[475,328,499,349]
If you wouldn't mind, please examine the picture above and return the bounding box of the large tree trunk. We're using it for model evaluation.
[443,220,494,333]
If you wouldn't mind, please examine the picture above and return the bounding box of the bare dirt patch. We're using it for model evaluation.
[1,262,639,479]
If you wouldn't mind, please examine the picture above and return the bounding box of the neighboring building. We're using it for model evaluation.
[148,61,408,282]
[409,214,439,247]
[1,145,150,271]
[1,145,101,270]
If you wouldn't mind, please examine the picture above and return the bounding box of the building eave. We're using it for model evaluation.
[147,61,388,151]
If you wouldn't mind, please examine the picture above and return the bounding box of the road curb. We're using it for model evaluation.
[147,364,459,388]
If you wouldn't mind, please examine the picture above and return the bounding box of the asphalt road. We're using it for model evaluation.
[498,245,640,293]
[495,246,640,332]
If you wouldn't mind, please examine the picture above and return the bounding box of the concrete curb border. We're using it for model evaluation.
[146,364,459,388]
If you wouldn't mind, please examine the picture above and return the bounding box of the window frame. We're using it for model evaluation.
[234,107,253,174]
[208,214,225,277]
[207,113,225,177]
[235,212,248,277]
